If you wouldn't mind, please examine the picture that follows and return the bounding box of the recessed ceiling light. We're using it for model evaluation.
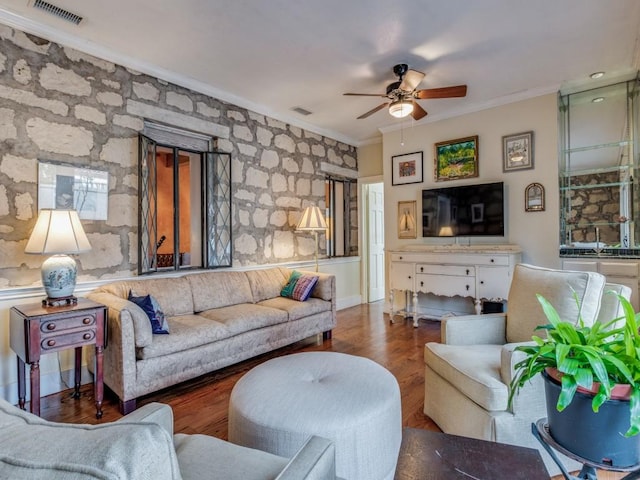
[592,97,605,103]
[590,72,605,79]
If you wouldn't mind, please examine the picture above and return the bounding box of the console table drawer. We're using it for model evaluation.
[416,274,476,297]
[417,264,474,276]
[39,313,97,334]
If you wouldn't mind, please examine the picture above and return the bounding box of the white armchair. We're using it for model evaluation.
[423,263,631,473]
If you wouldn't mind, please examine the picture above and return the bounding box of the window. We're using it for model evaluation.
[325,176,354,257]
[138,124,231,274]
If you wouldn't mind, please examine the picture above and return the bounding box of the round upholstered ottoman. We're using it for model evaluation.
[228,352,402,480]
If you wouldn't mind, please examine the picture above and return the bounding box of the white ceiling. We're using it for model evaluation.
[0,0,639,146]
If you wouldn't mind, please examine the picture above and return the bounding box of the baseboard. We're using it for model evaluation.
[337,295,361,310]
[1,366,92,406]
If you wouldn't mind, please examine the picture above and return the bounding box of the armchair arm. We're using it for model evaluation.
[500,342,545,414]
[275,436,336,480]
[442,313,507,345]
[116,402,174,437]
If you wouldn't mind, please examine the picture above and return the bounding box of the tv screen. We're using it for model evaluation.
[422,182,504,237]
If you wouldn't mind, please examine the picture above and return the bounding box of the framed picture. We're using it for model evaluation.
[503,131,534,172]
[392,151,423,186]
[434,135,479,182]
[525,182,545,212]
[398,200,417,239]
[38,161,109,220]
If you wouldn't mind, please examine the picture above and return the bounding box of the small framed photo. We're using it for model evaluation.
[434,135,479,182]
[525,182,545,212]
[392,151,423,186]
[38,161,109,220]
[503,131,534,172]
[398,200,417,239]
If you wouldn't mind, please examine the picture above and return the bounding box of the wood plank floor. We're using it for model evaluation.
[38,301,623,479]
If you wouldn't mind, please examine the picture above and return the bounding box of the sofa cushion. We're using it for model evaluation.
[128,291,170,334]
[424,343,507,411]
[245,268,290,303]
[137,314,229,360]
[137,304,289,360]
[96,276,194,316]
[187,271,253,311]
[174,433,288,480]
[259,297,331,321]
[0,398,180,480]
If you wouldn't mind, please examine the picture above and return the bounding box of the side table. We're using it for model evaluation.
[9,298,107,419]
[395,427,549,479]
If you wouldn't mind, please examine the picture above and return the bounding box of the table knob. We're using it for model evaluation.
[83,333,91,340]
[47,339,56,347]
[82,317,91,325]
[46,323,56,331]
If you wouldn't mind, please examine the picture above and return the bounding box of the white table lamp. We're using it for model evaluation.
[296,206,327,272]
[25,209,91,306]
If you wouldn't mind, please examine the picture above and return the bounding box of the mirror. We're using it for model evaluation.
[559,77,639,256]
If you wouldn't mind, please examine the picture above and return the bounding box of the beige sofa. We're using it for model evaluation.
[0,397,337,479]
[87,267,336,414]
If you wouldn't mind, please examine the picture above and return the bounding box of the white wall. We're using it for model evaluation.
[382,93,560,268]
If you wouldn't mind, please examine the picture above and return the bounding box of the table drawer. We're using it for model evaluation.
[41,328,96,352]
[416,274,476,297]
[39,313,97,334]
[417,264,474,276]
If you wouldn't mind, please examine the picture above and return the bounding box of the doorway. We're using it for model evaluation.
[361,180,385,303]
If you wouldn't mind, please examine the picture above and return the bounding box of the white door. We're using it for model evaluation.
[368,183,385,302]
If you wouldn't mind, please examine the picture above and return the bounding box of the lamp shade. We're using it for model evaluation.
[438,226,454,237]
[388,99,414,118]
[296,206,327,231]
[25,209,91,254]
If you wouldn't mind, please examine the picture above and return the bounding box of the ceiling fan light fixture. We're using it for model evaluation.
[389,99,413,118]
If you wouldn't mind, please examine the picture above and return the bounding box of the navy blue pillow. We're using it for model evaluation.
[128,290,169,334]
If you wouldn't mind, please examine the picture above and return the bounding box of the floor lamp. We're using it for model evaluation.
[297,206,327,272]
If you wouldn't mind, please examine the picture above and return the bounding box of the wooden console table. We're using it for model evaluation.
[9,298,107,418]
[388,245,522,326]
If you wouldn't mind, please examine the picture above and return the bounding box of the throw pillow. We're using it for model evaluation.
[128,290,170,334]
[281,271,319,302]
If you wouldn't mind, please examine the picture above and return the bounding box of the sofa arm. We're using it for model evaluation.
[441,313,507,345]
[88,290,153,347]
[116,402,174,437]
[86,291,141,407]
[298,271,334,303]
[275,436,336,480]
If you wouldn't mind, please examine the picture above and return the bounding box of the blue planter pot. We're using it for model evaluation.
[543,370,640,467]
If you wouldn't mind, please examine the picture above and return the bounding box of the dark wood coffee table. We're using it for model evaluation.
[395,428,549,479]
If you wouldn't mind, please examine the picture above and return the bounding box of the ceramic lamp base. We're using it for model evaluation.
[41,254,78,299]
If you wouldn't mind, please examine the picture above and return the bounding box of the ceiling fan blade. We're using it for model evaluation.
[344,92,388,97]
[399,69,425,91]
[411,101,427,121]
[357,103,389,119]
[415,85,467,99]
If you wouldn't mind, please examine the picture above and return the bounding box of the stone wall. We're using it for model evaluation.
[0,25,358,289]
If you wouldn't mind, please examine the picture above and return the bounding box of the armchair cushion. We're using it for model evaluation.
[424,343,506,411]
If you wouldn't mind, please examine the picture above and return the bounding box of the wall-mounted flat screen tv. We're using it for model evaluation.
[422,181,504,237]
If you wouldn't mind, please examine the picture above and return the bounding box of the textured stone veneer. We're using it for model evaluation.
[0,25,358,289]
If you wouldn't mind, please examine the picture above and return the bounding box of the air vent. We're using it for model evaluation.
[292,107,313,116]
[32,0,83,25]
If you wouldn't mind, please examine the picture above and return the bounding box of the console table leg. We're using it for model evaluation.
[474,298,482,315]
[389,289,396,324]
[413,291,419,328]
[29,361,40,417]
[73,346,82,399]
[17,357,26,410]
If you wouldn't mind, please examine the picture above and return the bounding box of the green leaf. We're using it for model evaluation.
[557,374,577,411]
[626,388,640,437]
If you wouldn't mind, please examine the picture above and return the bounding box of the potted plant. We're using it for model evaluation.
[508,292,640,467]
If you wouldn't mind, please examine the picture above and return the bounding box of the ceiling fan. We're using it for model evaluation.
[344,64,467,121]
